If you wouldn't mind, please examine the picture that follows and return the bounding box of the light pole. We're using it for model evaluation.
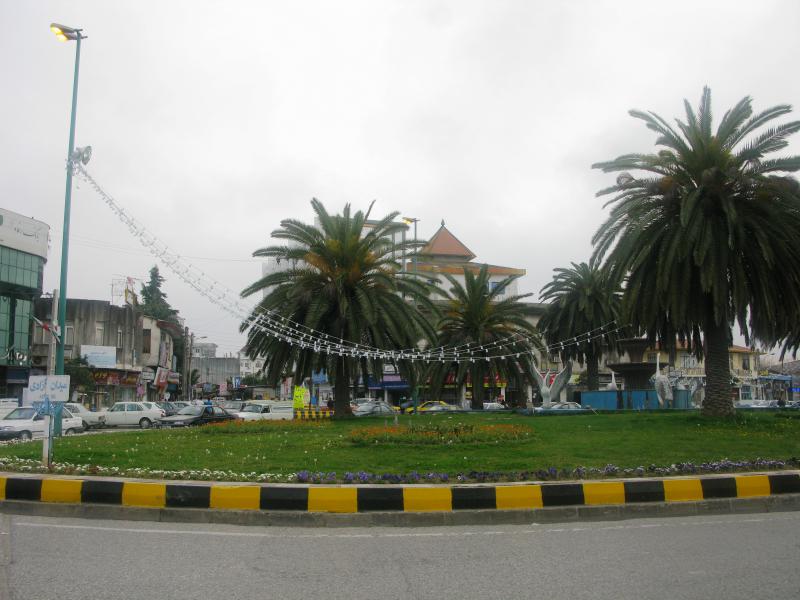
[51,23,86,376]
[402,217,420,275]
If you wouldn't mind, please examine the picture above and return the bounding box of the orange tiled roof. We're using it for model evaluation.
[421,223,476,260]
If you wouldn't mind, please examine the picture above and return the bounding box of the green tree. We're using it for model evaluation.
[430,265,540,409]
[592,87,800,416]
[140,266,180,324]
[538,260,621,391]
[64,356,95,395]
[241,199,437,417]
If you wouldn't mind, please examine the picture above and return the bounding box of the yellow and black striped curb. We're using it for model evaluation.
[294,408,333,420]
[1,472,798,513]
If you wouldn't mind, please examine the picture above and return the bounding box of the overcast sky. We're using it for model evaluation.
[3,1,799,355]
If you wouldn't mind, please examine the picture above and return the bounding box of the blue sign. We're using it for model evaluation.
[312,371,328,385]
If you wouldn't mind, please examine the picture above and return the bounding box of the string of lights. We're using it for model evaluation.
[75,163,625,363]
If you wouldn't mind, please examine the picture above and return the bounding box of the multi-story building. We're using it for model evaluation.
[31,298,143,408]
[139,316,182,402]
[0,209,49,400]
[238,350,264,378]
[415,221,525,299]
[192,342,218,359]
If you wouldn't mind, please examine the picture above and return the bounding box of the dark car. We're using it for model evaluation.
[155,401,179,416]
[158,405,237,428]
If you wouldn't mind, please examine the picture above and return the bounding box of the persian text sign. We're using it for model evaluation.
[27,375,70,404]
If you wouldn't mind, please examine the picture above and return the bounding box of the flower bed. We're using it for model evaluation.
[0,456,796,485]
[349,422,532,445]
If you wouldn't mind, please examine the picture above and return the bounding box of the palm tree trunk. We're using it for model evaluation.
[333,355,351,418]
[702,315,734,416]
[471,365,484,410]
[586,348,600,391]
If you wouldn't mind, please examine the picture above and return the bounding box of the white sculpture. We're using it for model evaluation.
[606,371,619,391]
[532,361,572,407]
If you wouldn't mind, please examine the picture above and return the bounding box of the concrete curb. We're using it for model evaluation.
[1,471,799,527]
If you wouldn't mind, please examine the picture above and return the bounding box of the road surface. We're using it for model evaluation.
[2,511,798,599]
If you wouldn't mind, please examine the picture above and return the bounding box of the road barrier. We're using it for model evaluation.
[294,408,333,420]
[1,472,798,513]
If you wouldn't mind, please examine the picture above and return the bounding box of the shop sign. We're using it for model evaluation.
[0,208,49,259]
[92,371,121,386]
[120,372,140,386]
[140,368,155,382]
[80,345,117,369]
[155,367,169,387]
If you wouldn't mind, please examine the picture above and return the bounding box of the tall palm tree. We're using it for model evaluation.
[592,87,800,416]
[241,199,437,417]
[430,265,540,409]
[538,260,621,391]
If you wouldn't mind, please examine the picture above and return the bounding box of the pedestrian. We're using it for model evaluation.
[326,396,334,410]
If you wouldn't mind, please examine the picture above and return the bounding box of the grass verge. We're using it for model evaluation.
[0,411,798,483]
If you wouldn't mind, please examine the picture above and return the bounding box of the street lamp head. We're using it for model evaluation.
[50,23,83,41]
[402,216,419,225]
[70,145,92,165]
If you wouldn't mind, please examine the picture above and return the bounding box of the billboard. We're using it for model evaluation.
[0,208,49,259]
[80,345,117,369]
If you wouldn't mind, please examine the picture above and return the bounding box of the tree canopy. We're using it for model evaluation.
[592,87,800,415]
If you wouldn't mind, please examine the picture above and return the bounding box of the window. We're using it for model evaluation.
[95,324,104,346]
[646,352,659,363]
[742,356,750,371]
[682,355,699,368]
[489,281,504,295]
[65,324,74,346]
[109,404,124,412]
[117,327,123,348]
[142,329,151,354]
[33,325,44,345]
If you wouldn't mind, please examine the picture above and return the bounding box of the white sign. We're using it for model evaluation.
[80,345,117,369]
[26,375,70,404]
[0,208,49,260]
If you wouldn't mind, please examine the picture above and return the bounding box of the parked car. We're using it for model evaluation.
[159,405,238,428]
[155,401,179,416]
[102,402,164,429]
[235,402,294,421]
[405,400,458,414]
[64,402,106,430]
[171,401,190,410]
[0,399,19,420]
[354,400,398,417]
[482,402,506,411]
[221,400,248,413]
[534,402,588,414]
[0,407,83,440]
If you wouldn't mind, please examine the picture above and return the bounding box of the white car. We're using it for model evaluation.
[354,400,397,417]
[235,402,294,421]
[102,401,164,429]
[64,402,106,430]
[0,406,83,441]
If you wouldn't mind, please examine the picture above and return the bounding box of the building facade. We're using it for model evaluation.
[0,209,49,400]
[31,298,143,408]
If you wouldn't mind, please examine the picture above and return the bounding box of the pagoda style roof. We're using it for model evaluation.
[421,222,476,260]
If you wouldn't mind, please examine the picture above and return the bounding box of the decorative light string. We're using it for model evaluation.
[75,163,624,363]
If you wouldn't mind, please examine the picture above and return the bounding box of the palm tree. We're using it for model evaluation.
[241,199,437,417]
[538,260,621,391]
[592,87,800,416]
[430,265,540,409]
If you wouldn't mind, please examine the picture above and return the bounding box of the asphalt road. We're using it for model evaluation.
[2,511,799,600]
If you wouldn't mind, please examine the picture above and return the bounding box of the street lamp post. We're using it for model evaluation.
[402,217,420,275]
[402,217,420,412]
[51,23,86,376]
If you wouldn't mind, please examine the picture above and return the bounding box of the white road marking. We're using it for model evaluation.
[14,513,799,541]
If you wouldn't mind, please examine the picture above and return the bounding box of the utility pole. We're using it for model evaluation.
[48,289,59,376]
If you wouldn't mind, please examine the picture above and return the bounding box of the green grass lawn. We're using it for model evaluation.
[1,411,798,482]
